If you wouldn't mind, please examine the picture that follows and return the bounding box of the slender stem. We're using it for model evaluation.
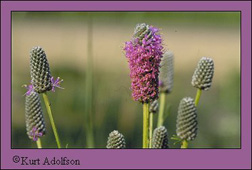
[195,89,202,106]
[181,140,188,149]
[164,104,171,121]
[42,93,61,148]
[157,92,166,127]
[143,103,149,148]
[36,138,42,149]
[149,112,153,148]
[85,12,94,148]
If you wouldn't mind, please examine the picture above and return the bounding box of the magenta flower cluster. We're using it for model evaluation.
[124,25,163,103]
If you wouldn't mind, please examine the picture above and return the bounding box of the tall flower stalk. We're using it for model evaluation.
[29,46,62,148]
[36,139,42,148]
[85,13,95,148]
[149,99,158,147]
[42,93,61,148]
[192,57,214,106]
[142,103,149,148]
[124,23,163,148]
[157,51,174,127]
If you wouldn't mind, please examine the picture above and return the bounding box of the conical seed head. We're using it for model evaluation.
[106,130,126,149]
[191,57,214,90]
[25,91,46,139]
[176,97,198,141]
[152,126,169,149]
[159,51,174,93]
[149,99,159,113]
[30,46,52,93]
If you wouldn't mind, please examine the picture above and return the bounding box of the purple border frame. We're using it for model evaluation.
[1,1,251,169]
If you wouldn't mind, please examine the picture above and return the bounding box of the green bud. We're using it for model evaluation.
[176,97,198,141]
[191,57,214,90]
[133,23,152,41]
[152,126,169,149]
[149,99,159,113]
[25,91,46,139]
[106,130,126,149]
[30,46,52,93]
[159,51,174,93]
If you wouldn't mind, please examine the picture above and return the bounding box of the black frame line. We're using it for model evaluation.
[10,10,242,149]
[2,0,252,2]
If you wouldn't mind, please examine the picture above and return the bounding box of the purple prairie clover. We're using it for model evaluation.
[124,24,163,103]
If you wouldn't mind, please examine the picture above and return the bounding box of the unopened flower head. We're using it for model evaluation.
[106,130,126,149]
[149,99,159,113]
[124,23,163,103]
[159,50,174,93]
[152,126,169,149]
[133,23,152,42]
[176,97,198,141]
[25,91,46,140]
[191,57,214,90]
[30,46,52,93]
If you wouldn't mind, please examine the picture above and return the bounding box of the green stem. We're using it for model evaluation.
[36,138,42,149]
[157,92,166,127]
[143,103,149,148]
[42,93,61,148]
[149,112,153,148]
[85,12,94,148]
[195,89,202,106]
[181,140,188,148]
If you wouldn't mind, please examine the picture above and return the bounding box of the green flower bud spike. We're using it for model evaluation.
[176,97,198,148]
[159,50,174,94]
[25,91,45,148]
[106,130,126,149]
[30,46,52,94]
[149,99,159,113]
[152,126,169,149]
[191,57,214,106]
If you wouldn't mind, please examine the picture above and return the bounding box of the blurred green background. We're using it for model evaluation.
[12,12,240,148]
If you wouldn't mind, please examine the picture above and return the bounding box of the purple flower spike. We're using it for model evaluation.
[30,127,43,142]
[124,23,163,103]
[51,77,64,92]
